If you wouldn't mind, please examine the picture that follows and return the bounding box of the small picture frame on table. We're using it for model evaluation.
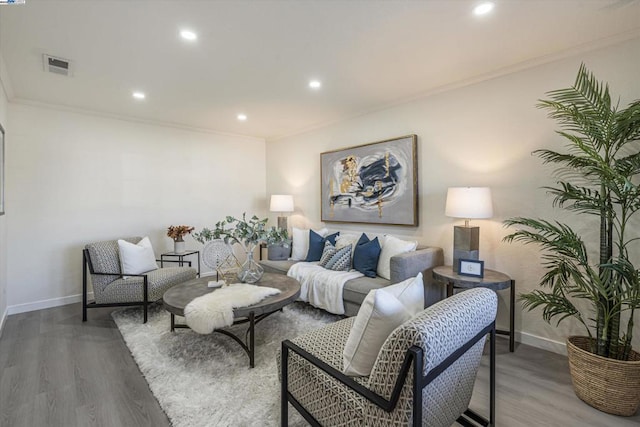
[458,259,484,278]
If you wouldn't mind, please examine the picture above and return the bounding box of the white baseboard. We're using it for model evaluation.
[3,292,569,356]
[517,330,567,355]
[7,292,93,316]
[0,306,7,338]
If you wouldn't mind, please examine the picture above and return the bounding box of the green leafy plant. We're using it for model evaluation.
[192,227,215,244]
[265,227,291,247]
[194,213,269,251]
[504,64,640,361]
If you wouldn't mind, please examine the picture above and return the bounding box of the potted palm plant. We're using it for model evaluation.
[504,64,640,416]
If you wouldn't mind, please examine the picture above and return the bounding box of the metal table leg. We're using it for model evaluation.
[509,279,515,352]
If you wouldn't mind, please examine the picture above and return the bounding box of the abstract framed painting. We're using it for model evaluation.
[320,134,418,226]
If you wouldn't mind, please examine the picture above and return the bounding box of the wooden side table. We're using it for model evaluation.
[160,250,201,277]
[433,265,515,352]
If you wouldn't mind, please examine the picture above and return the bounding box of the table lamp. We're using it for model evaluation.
[270,194,294,230]
[445,187,493,272]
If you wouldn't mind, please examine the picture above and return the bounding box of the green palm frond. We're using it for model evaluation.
[504,218,589,264]
[520,290,584,327]
[544,183,604,215]
[613,100,640,148]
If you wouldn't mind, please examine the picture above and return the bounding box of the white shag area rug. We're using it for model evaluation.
[112,302,340,427]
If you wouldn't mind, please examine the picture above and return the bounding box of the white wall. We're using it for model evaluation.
[266,38,640,353]
[0,61,8,332]
[6,104,266,313]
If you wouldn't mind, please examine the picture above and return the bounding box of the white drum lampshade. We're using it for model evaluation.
[445,187,493,272]
[270,195,294,230]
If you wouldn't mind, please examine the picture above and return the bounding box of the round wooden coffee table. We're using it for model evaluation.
[163,273,300,368]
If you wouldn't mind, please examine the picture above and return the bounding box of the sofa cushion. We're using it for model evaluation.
[117,236,158,276]
[377,235,417,280]
[306,231,339,262]
[342,275,391,308]
[325,245,352,271]
[96,266,197,304]
[291,227,327,261]
[318,240,337,267]
[342,288,413,376]
[259,259,298,275]
[353,234,381,278]
[383,273,424,315]
[335,233,360,256]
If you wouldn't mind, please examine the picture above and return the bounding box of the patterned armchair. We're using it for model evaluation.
[280,287,497,426]
[82,237,197,323]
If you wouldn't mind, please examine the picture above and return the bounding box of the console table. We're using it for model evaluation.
[433,265,515,352]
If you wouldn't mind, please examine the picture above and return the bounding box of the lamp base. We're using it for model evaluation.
[453,226,479,273]
[277,216,288,230]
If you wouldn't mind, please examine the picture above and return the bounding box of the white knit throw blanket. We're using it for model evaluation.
[184,284,281,334]
[287,262,363,315]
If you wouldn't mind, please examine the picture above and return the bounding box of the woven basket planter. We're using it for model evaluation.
[567,336,640,416]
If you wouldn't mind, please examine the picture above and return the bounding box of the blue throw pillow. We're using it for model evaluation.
[353,234,381,277]
[306,230,339,262]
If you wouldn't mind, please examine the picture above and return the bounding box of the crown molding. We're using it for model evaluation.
[9,97,265,142]
[268,30,640,142]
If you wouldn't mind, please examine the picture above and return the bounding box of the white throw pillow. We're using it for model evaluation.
[291,227,328,261]
[384,273,425,315]
[335,233,360,259]
[118,236,158,276]
[342,288,412,377]
[376,235,418,280]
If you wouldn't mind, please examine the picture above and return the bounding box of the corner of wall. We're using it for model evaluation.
[0,51,15,100]
[0,306,6,338]
[0,51,9,333]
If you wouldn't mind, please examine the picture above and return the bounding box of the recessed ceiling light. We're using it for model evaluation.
[309,80,322,89]
[473,2,495,16]
[237,114,247,121]
[132,91,145,100]
[180,29,197,41]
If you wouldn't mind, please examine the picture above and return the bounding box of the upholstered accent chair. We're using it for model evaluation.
[280,287,497,427]
[82,236,197,323]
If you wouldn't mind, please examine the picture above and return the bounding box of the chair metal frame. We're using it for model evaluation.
[281,321,496,427]
[82,248,191,323]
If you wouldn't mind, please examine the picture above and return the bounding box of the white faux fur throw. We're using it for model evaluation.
[287,262,363,315]
[184,284,281,334]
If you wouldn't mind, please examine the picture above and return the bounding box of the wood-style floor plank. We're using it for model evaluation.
[0,305,170,427]
[1,302,639,426]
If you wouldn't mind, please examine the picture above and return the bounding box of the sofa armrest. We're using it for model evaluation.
[389,247,445,307]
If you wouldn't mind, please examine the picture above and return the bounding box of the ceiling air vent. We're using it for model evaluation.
[43,54,72,76]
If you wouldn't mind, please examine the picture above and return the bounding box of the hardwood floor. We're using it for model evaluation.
[0,304,170,427]
[0,303,638,426]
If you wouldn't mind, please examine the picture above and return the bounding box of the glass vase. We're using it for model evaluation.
[237,249,263,284]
